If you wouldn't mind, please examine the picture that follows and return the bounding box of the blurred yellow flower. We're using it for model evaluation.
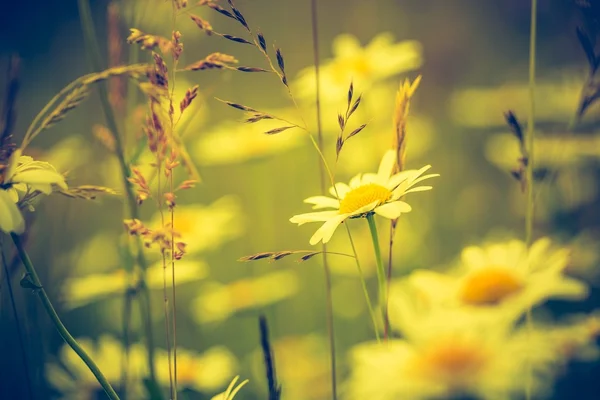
[290,149,437,245]
[211,376,249,400]
[485,132,600,170]
[192,270,299,323]
[194,118,302,166]
[46,335,147,399]
[156,346,238,393]
[0,149,67,233]
[390,238,587,323]
[149,195,244,254]
[449,79,582,128]
[346,303,600,400]
[62,259,207,309]
[252,335,329,400]
[294,33,422,103]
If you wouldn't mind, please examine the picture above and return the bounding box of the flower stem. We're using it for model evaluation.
[525,0,537,399]
[343,224,381,342]
[10,233,120,400]
[1,244,34,400]
[366,214,388,336]
[310,0,337,398]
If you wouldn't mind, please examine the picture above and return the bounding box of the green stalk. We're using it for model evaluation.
[310,0,337,398]
[77,0,157,382]
[344,224,381,342]
[11,233,120,400]
[366,214,388,336]
[525,0,537,399]
[1,245,34,400]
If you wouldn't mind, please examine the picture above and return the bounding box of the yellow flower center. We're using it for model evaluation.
[338,183,391,214]
[416,338,487,385]
[459,266,523,306]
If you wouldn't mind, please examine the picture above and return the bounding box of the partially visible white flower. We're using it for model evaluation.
[0,149,67,233]
[211,376,249,400]
[290,149,437,245]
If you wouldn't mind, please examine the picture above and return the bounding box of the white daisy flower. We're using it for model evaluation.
[289,149,437,245]
[390,238,588,326]
[0,149,67,233]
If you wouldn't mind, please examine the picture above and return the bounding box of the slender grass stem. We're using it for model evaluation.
[366,214,388,337]
[10,233,120,400]
[525,0,537,399]
[310,0,337,398]
[76,0,157,383]
[169,5,179,398]
[1,244,34,400]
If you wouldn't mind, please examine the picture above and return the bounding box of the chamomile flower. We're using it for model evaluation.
[392,238,588,324]
[0,149,67,233]
[346,295,600,400]
[290,149,437,245]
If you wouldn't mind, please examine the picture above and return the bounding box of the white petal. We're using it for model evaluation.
[304,196,340,209]
[391,185,433,200]
[361,173,379,185]
[12,169,67,190]
[377,149,396,180]
[374,201,412,219]
[407,165,432,183]
[0,190,25,234]
[290,210,339,225]
[406,173,439,189]
[309,214,347,245]
[387,170,416,190]
[329,182,351,198]
[349,174,362,188]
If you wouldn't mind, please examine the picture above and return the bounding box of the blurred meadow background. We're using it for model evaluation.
[1,0,600,399]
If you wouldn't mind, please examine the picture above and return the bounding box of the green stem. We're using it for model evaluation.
[1,244,34,400]
[343,224,381,342]
[77,0,157,383]
[10,233,120,400]
[525,0,537,399]
[366,214,388,336]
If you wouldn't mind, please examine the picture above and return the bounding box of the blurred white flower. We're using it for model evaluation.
[46,335,147,399]
[294,33,422,104]
[156,346,238,393]
[390,238,588,325]
[192,270,299,323]
[194,117,302,166]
